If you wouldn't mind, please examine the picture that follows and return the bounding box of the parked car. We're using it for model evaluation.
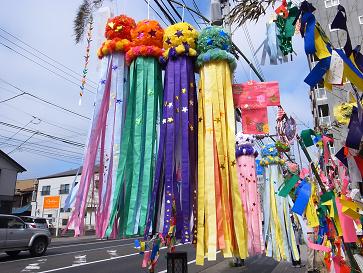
[20,216,48,229]
[0,214,51,257]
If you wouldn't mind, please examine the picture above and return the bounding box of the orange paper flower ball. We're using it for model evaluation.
[105,15,136,40]
[130,20,164,48]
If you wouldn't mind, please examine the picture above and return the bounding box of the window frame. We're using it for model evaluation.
[59,184,70,195]
[41,185,51,196]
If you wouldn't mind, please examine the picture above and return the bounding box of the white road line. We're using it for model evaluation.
[0,242,134,264]
[34,244,186,272]
[35,252,139,273]
[157,250,222,273]
[49,237,141,249]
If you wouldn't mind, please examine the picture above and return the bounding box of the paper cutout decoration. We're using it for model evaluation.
[241,108,269,134]
[278,174,299,197]
[66,15,135,238]
[233,80,280,108]
[261,143,299,262]
[292,180,311,216]
[233,80,280,135]
[195,26,248,265]
[336,197,358,243]
[235,133,263,256]
[144,22,198,244]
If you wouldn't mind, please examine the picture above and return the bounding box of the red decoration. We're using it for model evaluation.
[105,15,136,40]
[241,108,269,135]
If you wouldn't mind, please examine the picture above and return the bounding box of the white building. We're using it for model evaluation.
[32,167,99,232]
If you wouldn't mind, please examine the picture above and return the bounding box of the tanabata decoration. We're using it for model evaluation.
[233,80,280,135]
[235,133,264,256]
[276,106,297,144]
[79,16,94,105]
[144,22,198,244]
[65,15,135,238]
[196,26,248,265]
[299,3,363,91]
[106,20,164,237]
[260,143,300,262]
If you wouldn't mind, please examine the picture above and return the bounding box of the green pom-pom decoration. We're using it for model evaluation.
[196,49,237,71]
[197,26,232,54]
[196,26,236,70]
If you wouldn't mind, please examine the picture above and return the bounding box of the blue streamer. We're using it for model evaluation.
[292,180,311,216]
[304,56,331,87]
[301,12,316,55]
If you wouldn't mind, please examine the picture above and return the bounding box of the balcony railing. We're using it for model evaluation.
[40,191,50,196]
[319,116,332,127]
[315,88,327,100]
[59,189,69,195]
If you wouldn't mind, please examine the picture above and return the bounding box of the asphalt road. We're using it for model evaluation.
[0,238,230,273]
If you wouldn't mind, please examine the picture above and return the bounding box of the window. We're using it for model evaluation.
[47,214,52,218]
[324,0,339,8]
[41,185,51,196]
[62,219,68,226]
[34,218,47,224]
[60,208,71,213]
[359,16,363,25]
[315,88,327,100]
[59,184,70,194]
[0,217,8,228]
[7,217,25,229]
[318,104,330,117]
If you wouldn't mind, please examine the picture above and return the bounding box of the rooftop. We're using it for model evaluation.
[0,150,26,172]
[38,165,99,180]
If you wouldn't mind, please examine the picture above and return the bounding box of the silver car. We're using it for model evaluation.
[0,214,51,257]
[20,216,48,229]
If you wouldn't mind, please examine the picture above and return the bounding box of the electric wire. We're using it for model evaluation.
[143,0,169,26]
[0,27,98,86]
[0,42,96,95]
[0,78,91,120]
[0,121,85,148]
[0,33,98,89]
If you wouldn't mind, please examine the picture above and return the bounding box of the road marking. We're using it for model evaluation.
[48,237,141,249]
[34,244,186,272]
[35,252,139,273]
[157,250,222,273]
[0,242,134,264]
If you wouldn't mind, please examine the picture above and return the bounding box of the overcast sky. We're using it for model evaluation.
[0,0,312,179]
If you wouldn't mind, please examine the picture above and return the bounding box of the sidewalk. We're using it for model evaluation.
[201,247,308,273]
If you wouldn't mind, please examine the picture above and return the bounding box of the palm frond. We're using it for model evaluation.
[230,0,277,27]
[73,0,104,44]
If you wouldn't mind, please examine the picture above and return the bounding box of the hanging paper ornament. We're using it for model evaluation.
[261,143,299,262]
[106,19,164,238]
[66,15,136,238]
[195,26,248,265]
[79,16,94,105]
[333,102,356,125]
[235,132,264,256]
[276,106,297,144]
[144,22,198,244]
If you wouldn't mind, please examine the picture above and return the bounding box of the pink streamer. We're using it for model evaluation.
[335,197,358,243]
[236,155,264,255]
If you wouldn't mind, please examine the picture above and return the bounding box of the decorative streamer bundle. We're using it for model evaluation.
[79,15,94,105]
[235,133,263,256]
[196,26,248,265]
[106,20,164,237]
[260,143,299,262]
[144,22,198,244]
[66,15,136,238]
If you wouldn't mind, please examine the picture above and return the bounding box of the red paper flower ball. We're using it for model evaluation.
[130,20,164,48]
[105,15,136,40]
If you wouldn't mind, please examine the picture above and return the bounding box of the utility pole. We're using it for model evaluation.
[211,0,231,34]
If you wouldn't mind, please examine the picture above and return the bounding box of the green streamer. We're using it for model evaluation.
[300,129,316,147]
[278,174,300,197]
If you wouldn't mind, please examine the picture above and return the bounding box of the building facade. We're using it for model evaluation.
[308,0,363,153]
[33,168,99,232]
[12,178,38,216]
[0,150,26,214]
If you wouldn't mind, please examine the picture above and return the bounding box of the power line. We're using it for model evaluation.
[1,103,88,137]
[0,118,37,147]
[0,92,26,103]
[180,0,201,29]
[0,121,85,148]
[143,0,169,26]
[0,34,98,89]
[0,27,98,86]
[8,132,36,154]
[152,0,176,24]
[0,78,91,120]
[0,42,96,95]
[161,0,179,22]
